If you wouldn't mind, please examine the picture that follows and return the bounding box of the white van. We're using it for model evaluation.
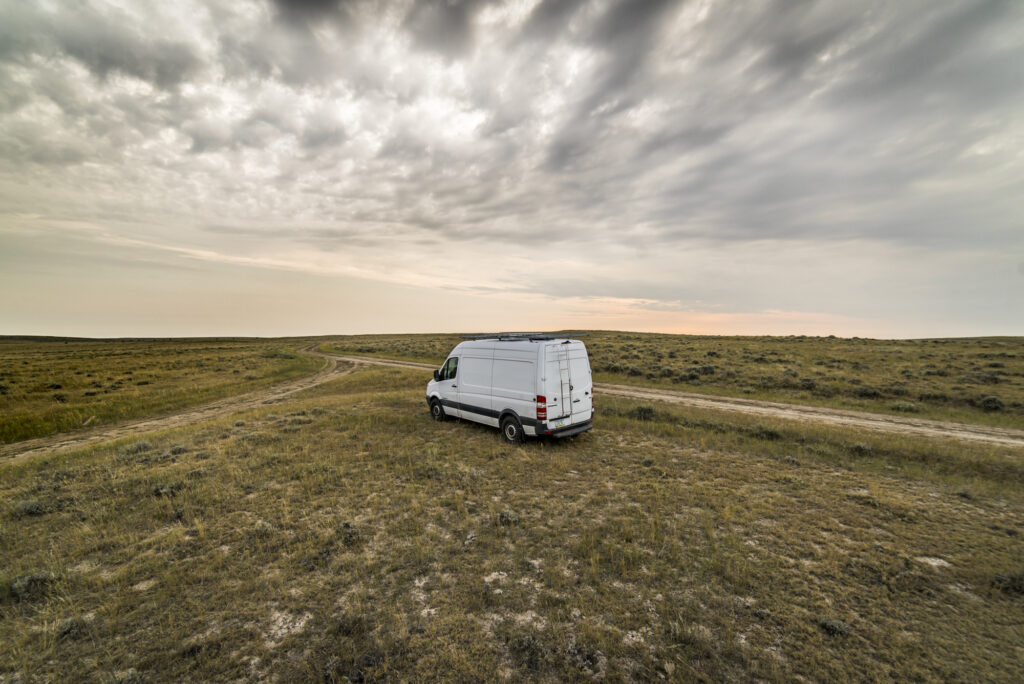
[425,335,594,442]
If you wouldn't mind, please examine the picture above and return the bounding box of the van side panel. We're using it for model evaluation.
[490,343,540,435]
[458,345,496,427]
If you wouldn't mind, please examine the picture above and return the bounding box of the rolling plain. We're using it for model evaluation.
[1,333,1022,681]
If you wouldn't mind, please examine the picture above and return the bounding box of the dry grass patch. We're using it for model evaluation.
[0,366,1021,681]
[0,337,321,444]
[321,331,1024,429]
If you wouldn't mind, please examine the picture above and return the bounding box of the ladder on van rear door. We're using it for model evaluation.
[556,346,572,420]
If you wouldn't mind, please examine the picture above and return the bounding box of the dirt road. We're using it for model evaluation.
[0,349,357,464]
[330,354,1024,448]
[4,350,1023,464]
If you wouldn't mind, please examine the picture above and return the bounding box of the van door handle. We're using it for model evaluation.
[573,398,581,403]
[451,385,457,388]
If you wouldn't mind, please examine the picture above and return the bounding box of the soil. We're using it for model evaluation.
[332,355,1024,448]
[0,349,354,464]
[4,350,1022,464]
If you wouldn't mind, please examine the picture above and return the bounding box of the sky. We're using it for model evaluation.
[1,0,1022,339]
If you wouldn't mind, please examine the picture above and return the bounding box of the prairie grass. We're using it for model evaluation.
[2,366,1022,681]
[0,338,321,443]
[321,331,1024,429]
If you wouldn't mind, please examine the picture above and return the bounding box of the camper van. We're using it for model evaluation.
[426,334,594,442]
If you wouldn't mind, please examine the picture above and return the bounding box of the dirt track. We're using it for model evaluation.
[4,351,1023,464]
[329,354,1024,448]
[0,350,357,464]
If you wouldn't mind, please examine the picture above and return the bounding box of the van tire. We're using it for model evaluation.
[430,399,446,421]
[501,415,524,443]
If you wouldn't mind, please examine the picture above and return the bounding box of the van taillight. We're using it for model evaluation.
[536,395,547,420]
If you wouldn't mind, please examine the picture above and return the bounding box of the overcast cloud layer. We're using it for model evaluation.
[1,0,1022,337]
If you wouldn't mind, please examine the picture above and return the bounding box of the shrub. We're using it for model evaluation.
[261,349,297,359]
[991,573,1024,596]
[980,396,1005,412]
[961,372,1000,385]
[12,499,46,518]
[889,402,920,413]
[58,617,86,640]
[338,521,362,547]
[819,617,851,636]
[152,482,181,498]
[628,406,656,421]
[119,441,152,456]
[497,510,520,526]
[855,387,881,399]
[918,392,948,402]
[5,571,56,602]
[848,443,873,456]
[750,425,781,441]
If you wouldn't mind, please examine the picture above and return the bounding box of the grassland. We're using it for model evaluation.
[0,338,321,444]
[321,331,1024,429]
[2,363,1022,681]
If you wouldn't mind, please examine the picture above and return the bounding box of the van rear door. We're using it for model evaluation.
[543,342,592,427]
[544,344,572,421]
[568,347,592,423]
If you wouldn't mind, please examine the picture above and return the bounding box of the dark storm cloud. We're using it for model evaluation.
[270,0,352,25]
[526,0,1024,249]
[518,0,588,43]
[402,0,493,59]
[1,0,1022,335]
[0,3,200,89]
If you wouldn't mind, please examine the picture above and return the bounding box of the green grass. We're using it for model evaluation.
[2,365,1022,681]
[0,338,322,443]
[320,331,1024,429]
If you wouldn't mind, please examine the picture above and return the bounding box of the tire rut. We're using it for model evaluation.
[332,354,1024,448]
[1,349,356,464]
[4,351,1022,464]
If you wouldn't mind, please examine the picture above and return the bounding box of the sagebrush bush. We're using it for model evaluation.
[980,396,1005,412]
[12,499,46,518]
[5,571,55,602]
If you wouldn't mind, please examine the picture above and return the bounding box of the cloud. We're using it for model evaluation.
[0,0,1021,337]
[1,3,202,89]
[403,0,493,59]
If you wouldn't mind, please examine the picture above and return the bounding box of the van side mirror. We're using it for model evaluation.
[433,370,440,381]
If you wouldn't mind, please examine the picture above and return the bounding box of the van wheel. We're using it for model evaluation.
[430,400,446,421]
[501,415,524,443]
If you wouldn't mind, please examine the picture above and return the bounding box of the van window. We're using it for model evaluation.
[441,357,458,381]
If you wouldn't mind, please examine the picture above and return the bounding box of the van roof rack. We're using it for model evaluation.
[461,331,588,342]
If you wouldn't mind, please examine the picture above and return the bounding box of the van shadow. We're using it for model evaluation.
[434,415,590,449]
